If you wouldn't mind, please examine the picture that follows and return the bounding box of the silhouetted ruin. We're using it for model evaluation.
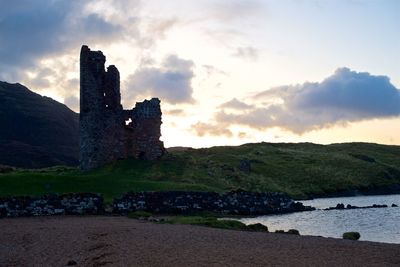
[80,45,165,170]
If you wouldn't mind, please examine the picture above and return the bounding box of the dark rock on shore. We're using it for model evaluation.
[343,232,361,240]
[274,229,300,235]
[287,229,300,235]
[66,260,77,266]
[325,203,390,211]
[247,223,269,232]
[113,190,315,216]
[335,203,345,209]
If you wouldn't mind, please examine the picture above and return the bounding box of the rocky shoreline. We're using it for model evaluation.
[3,188,398,218]
[113,190,314,216]
[0,190,314,218]
[324,203,398,211]
[0,193,103,217]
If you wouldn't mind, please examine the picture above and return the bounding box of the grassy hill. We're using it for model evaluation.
[1,142,400,201]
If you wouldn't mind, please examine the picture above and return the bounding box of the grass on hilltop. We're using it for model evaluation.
[0,142,400,202]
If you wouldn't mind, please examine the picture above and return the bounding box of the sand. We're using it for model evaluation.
[1,216,399,266]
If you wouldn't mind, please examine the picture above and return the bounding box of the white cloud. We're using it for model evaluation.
[191,122,233,137]
[125,54,195,104]
[233,46,259,61]
[203,68,400,134]
[64,95,79,112]
[220,98,253,110]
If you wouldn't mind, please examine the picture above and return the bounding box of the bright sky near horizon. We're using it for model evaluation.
[0,0,399,147]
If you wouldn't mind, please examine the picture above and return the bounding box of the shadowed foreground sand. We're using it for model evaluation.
[1,216,399,266]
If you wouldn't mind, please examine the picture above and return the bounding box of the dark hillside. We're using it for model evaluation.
[0,81,79,168]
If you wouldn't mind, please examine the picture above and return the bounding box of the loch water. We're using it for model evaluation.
[238,194,400,243]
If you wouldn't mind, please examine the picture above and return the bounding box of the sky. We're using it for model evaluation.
[0,0,399,147]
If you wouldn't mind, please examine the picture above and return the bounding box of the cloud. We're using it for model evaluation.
[125,54,195,104]
[207,68,400,134]
[238,132,247,138]
[20,55,81,107]
[289,68,400,116]
[137,18,178,49]
[0,0,123,80]
[220,98,253,110]
[215,108,273,130]
[233,46,259,60]
[211,0,263,22]
[164,108,185,116]
[27,67,56,89]
[0,0,183,112]
[202,65,228,77]
[191,122,233,137]
[64,95,79,112]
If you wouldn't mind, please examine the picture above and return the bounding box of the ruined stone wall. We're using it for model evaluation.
[124,98,165,160]
[113,190,314,216]
[80,45,165,171]
[0,193,104,217]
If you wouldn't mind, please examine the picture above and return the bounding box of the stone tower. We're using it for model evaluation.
[79,45,165,171]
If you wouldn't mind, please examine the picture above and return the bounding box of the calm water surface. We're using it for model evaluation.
[238,194,400,243]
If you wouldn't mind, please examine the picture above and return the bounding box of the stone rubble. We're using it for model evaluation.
[0,191,316,218]
[0,193,103,218]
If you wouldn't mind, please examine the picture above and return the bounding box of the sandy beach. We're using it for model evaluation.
[1,216,399,266]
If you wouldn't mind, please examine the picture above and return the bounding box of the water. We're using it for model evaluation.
[238,194,400,244]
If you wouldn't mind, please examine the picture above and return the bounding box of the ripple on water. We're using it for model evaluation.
[239,194,400,243]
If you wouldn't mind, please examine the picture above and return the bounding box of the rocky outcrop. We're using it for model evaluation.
[324,203,395,210]
[80,45,165,171]
[238,159,251,173]
[113,190,314,215]
[0,193,103,218]
[0,165,15,173]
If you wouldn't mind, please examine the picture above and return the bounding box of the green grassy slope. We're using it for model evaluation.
[1,142,399,201]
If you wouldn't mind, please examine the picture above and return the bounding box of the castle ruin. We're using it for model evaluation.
[80,45,165,170]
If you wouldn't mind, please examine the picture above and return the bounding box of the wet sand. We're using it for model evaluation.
[1,216,399,266]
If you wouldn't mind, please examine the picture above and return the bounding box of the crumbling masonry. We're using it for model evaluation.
[80,45,165,170]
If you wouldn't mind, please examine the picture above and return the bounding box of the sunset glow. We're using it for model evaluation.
[1,0,399,147]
